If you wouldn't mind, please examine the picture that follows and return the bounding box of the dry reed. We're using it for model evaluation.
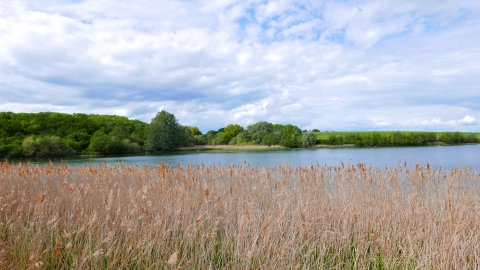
[0,161,480,269]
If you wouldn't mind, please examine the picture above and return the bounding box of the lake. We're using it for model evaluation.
[9,144,480,170]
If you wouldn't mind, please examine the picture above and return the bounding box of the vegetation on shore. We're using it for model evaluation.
[315,131,479,147]
[0,112,147,158]
[1,161,480,268]
[1,111,479,158]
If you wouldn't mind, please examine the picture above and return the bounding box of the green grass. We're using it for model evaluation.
[313,131,435,141]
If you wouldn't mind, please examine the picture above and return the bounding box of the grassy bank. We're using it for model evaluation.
[1,162,480,268]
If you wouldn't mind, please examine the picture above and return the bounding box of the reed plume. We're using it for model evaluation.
[0,161,479,269]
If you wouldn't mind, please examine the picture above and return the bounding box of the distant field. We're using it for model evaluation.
[313,131,479,141]
[313,131,403,140]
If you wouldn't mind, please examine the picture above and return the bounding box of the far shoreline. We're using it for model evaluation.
[175,141,478,152]
[176,145,288,151]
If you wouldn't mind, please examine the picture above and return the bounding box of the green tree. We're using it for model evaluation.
[212,132,225,145]
[273,124,284,133]
[280,124,302,148]
[194,134,207,145]
[144,111,179,152]
[188,126,202,136]
[88,131,124,155]
[110,124,130,140]
[247,121,274,144]
[62,138,82,153]
[236,131,252,144]
[204,130,218,145]
[221,124,244,144]
[177,126,195,147]
[0,112,147,157]
[261,133,281,146]
[66,132,91,151]
[22,136,38,157]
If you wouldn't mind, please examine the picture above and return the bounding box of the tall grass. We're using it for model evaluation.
[1,161,480,269]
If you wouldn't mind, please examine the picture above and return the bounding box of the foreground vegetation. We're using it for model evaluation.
[1,162,480,268]
[1,111,479,158]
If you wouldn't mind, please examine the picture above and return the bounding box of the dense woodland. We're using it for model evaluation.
[0,111,479,158]
[0,112,147,158]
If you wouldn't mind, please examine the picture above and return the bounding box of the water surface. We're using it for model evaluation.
[11,144,480,170]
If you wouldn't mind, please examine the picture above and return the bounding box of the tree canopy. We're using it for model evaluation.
[221,124,244,144]
[247,121,274,144]
[0,112,146,158]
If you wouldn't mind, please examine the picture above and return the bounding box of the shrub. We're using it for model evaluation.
[22,135,75,158]
[301,132,317,147]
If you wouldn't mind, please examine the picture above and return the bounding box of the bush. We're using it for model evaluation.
[22,136,75,158]
[0,145,12,158]
[7,146,24,158]
[228,137,238,145]
[123,139,142,153]
[328,134,344,145]
[301,132,317,148]
[262,133,281,146]
[194,135,207,145]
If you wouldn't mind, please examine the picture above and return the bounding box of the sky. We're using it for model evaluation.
[1,0,480,133]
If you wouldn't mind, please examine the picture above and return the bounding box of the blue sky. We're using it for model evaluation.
[1,0,479,133]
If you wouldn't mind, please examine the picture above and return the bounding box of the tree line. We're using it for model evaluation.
[0,111,317,158]
[0,112,146,158]
[1,111,479,158]
[190,121,317,149]
[322,131,479,147]
[143,112,318,151]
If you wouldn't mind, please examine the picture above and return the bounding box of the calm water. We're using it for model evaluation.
[9,144,480,170]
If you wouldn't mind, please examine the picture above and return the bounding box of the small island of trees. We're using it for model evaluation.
[0,111,479,159]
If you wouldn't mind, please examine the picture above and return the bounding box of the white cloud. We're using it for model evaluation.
[459,115,477,125]
[0,0,480,132]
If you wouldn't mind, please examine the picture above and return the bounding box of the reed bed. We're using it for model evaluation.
[1,161,480,269]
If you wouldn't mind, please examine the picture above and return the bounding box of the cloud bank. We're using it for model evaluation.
[1,0,479,132]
